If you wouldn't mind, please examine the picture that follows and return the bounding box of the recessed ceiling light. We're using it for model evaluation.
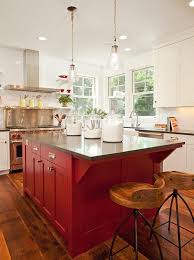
[189,0,194,7]
[124,48,132,52]
[119,35,127,40]
[38,36,47,41]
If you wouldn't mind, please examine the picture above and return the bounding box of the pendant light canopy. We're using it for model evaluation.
[67,6,77,82]
[107,0,122,71]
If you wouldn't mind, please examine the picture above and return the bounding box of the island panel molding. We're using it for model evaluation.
[23,134,184,257]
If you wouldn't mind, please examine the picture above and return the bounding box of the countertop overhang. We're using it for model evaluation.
[23,133,184,161]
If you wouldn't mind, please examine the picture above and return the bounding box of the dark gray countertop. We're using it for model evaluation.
[24,133,184,161]
[136,128,194,136]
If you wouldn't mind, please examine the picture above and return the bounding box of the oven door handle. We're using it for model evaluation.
[10,140,22,144]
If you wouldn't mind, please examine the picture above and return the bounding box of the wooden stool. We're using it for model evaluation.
[109,177,165,260]
[150,171,194,260]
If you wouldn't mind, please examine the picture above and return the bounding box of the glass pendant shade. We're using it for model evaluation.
[107,44,122,71]
[68,64,77,82]
[106,0,123,73]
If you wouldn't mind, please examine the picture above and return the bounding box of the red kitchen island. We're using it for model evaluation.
[23,133,184,257]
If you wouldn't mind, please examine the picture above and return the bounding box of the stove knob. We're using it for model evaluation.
[12,134,16,139]
[17,134,21,139]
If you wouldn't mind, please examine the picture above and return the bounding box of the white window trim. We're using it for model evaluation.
[107,73,126,115]
[73,74,97,108]
[129,66,157,122]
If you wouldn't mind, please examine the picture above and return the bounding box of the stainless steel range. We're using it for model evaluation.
[9,126,64,171]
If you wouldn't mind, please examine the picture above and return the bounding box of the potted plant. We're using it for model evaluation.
[58,94,73,107]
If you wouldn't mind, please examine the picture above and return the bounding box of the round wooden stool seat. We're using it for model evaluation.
[156,171,194,190]
[110,178,165,210]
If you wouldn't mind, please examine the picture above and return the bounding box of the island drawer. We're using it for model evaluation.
[41,145,67,167]
[31,141,41,155]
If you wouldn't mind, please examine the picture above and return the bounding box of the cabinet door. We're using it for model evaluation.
[163,134,187,172]
[154,44,179,107]
[23,140,34,197]
[33,153,43,206]
[0,132,10,171]
[43,160,55,220]
[55,164,67,234]
[179,37,194,106]
[186,145,194,173]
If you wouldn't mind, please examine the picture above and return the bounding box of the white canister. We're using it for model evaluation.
[84,115,102,139]
[102,115,123,142]
[66,115,82,136]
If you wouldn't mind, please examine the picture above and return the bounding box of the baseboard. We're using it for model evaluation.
[0,170,10,175]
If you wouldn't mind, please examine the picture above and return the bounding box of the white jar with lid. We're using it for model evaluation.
[66,115,82,136]
[84,115,101,139]
[102,115,123,142]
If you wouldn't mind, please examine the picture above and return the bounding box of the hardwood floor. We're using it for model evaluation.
[1,172,194,259]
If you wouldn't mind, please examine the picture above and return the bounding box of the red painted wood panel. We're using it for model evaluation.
[54,164,68,236]
[23,139,179,258]
[33,153,43,207]
[41,145,67,168]
[42,159,55,220]
[23,141,34,198]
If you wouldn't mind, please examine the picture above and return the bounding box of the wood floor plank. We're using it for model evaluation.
[0,230,11,260]
[4,172,194,260]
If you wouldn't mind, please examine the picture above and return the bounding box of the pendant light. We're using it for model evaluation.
[67,6,77,82]
[107,0,122,71]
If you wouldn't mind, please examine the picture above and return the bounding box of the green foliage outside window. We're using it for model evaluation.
[133,67,155,116]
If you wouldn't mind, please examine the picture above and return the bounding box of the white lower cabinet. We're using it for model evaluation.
[163,133,194,173]
[0,131,10,172]
[186,145,194,173]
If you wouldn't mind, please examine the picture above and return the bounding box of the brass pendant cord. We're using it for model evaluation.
[114,0,117,45]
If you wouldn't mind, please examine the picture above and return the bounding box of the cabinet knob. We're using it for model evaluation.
[48,152,56,159]
[0,140,7,144]
[37,160,42,163]
[33,146,38,151]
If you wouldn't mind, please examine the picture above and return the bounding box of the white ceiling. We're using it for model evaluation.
[0,0,194,66]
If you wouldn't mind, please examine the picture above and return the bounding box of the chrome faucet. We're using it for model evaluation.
[129,110,140,128]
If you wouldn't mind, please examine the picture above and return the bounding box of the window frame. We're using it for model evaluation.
[131,66,156,118]
[73,75,96,109]
[107,73,126,115]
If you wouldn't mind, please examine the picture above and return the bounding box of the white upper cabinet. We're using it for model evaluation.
[179,37,194,106]
[154,44,180,107]
[154,36,194,107]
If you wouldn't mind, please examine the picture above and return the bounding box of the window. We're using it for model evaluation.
[132,67,155,116]
[108,74,125,115]
[73,76,95,114]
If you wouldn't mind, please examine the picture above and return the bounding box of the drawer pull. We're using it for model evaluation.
[170,137,179,141]
[37,160,42,163]
[47,166,55,172]
[0,140,7,144]
[48,152,56,159]
[33,146,38,151]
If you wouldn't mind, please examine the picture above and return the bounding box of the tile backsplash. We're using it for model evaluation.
[157,107,194,130]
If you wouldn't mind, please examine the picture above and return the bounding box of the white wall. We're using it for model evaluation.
[0,47,104,127]
[0,47,24,87]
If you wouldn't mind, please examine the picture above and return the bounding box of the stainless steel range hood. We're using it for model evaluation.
[5,49,60,93]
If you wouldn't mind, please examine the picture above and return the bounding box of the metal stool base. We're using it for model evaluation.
[150,189,194,260]
[109,209,163,260]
